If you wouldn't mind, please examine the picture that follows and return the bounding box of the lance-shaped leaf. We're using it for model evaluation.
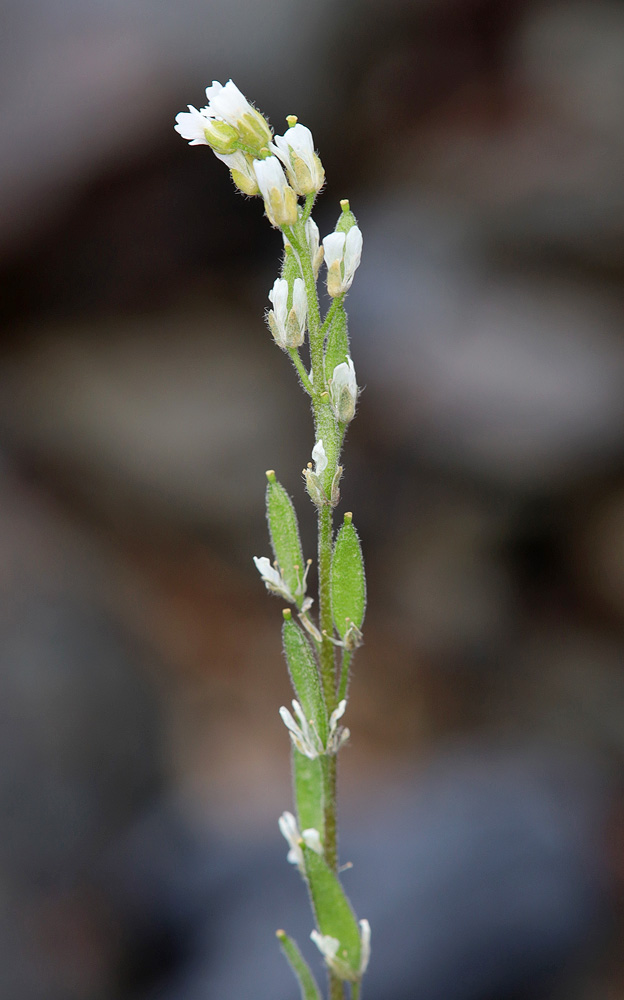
[302,844,361,981]
[283,616,328,746]
[293,749,324,840]
[324,304,349,380]
[266,472,307,607]
[331,513,366,640]
[276,931,322,1000]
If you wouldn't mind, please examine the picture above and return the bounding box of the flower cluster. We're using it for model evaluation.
[174,81,362,295]
[175,81,324,224]
[253,555,310,604]
[279,698,349,759]
[311,919,371,983]
[278,811,323,871]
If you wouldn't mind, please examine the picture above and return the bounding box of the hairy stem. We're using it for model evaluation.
[288,347,313,394]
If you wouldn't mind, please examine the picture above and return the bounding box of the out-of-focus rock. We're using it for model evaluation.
[0,306,309,539]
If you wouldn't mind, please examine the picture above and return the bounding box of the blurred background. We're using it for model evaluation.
[1,0,624,997]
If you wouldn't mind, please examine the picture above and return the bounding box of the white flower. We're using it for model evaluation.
[279,699,323,759]
[254,155,298,227]
[272,123,324,195]
[326,699,350,753]
[304,439,329,508]
[322,226,363,297]
[214,150,259,195]
[279,697,348,758]
[267,277,307,349]
[310,931,341,967]
[278,811,323,870]
[311,918,371,982]
[253,556,294,602]
[312,439,327,477]
[174,105,213,145]
[329,357,358,423]
[205,79,272,148]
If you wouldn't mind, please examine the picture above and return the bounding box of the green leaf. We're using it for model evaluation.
[302,844,361,979]
[266,473,307,607]
[293,749,324,839]
[276,930,322,1000]
[331,514,366,639]
[283,618,328,745]
[324,304,349,380]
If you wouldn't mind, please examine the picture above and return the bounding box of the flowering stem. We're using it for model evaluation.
[320,296,342,339]
[329,972,344,1000]
[288,348,313,394]
[301,192,316,223]
[337,649,353,703]
[284,222,324,390]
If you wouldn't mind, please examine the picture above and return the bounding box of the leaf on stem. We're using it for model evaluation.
[276,930,323,1000]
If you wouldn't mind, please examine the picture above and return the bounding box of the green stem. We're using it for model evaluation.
[329,972,345,1000]
[320,296,342,340]
[288,348,313,394]
[301,192,316,223]
[284,222,324,391]
[284,210,346,1000]
[337,649,353,703]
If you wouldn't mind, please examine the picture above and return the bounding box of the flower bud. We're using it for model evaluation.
[329,357,358,423]
[323,226,363,298]
[303,439,329,507]
[205,79,272,151]
[272,121,325,195]
[254,156,298,227]
[267,277,307,349]
[214,151,259,195]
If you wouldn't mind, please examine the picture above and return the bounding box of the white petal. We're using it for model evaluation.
[206,79,252,125]
[273,123,315,168]
[305,217,320,257]
[253,155,288,200]
[290,699,308,729]
[292,278,307,323]
[329,699,347,731]
[344,226,363,282]
[310,931,340,960]
[253,555,282,588]
[312,439,327,476]
[322,231,346,268]
[174,106,211,144]
[268,278,289,325]
[301,828,323,854]
[359,919,371,974]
